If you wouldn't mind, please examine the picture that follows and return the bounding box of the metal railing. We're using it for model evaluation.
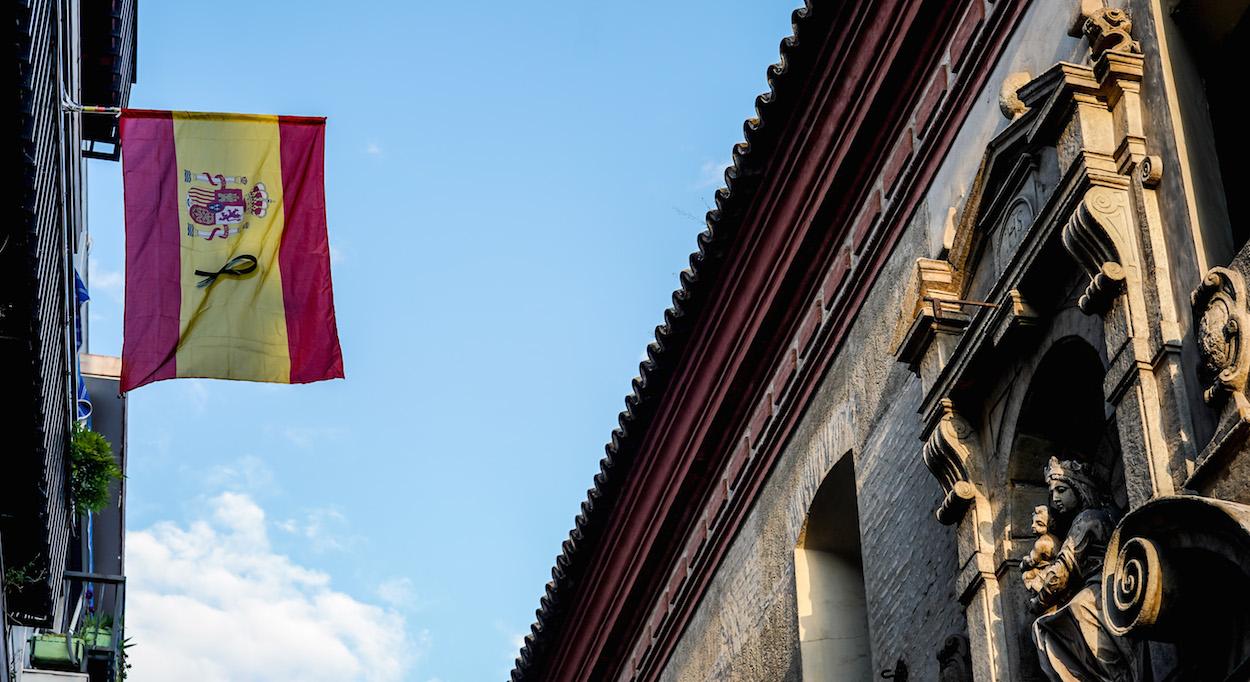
[28,571,126,680]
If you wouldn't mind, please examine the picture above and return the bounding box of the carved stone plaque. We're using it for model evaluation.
[1192,267,1250,404]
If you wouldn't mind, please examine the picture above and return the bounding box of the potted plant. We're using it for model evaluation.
[68,421,122,513]
[28,632,84,671]
[78,612,114,649]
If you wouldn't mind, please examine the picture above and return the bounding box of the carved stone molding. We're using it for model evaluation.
[1061,186,1132,315]
[989,289,1040,348]
[1193,267,1250,404]
[1081,7,1141,61]
[1138,154,1163,188]
[922,399,977,525]
[998,71,1031,121]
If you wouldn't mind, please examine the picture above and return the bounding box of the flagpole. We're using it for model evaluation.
[61,93,121,116]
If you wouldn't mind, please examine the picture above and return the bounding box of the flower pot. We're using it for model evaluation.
[82,625,113,649]
[29,632,84,670]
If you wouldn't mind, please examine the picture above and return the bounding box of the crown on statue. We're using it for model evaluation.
[1045,456,1097,490]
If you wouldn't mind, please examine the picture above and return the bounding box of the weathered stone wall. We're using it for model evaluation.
[655,3,1094,680]
[658,202,965,681]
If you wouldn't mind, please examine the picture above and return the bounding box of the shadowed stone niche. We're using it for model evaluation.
[1009,339,1128,682]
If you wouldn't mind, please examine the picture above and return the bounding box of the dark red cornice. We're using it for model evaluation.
[517,1,1032,680]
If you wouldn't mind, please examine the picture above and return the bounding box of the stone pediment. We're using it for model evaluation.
[947,65,1092,306]
[897,50,1150,417]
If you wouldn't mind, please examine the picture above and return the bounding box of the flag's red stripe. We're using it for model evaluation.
[278,116,343,383]
[120,111,181,391]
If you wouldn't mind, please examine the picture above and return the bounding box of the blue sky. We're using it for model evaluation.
[84,2,798,679]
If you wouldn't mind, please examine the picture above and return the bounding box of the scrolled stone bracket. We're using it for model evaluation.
[922,399,978,525]
[1192,267,1250,404]
[1062,187,1131,315]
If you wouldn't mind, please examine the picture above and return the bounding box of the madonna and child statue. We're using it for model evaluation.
[1021,457,1133,681]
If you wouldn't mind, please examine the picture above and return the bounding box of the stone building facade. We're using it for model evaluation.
[512,1,1250,680]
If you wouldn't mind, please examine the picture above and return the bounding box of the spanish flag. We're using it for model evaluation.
[119,110,343,392]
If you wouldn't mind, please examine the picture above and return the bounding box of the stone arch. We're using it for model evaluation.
[993,335,1129,679]
[1006,336,1127,511]
[793,453,871,681]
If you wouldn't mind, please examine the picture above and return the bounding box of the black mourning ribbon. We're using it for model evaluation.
[195,254,258,288]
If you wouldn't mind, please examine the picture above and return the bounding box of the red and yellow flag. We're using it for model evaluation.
[119,110,343,392]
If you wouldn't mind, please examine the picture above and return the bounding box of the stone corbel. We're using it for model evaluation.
[1061,185,1132,315]
[922,399,978,525]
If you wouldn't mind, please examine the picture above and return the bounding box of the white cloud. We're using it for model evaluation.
[126,492,417,682]
[375,577,417,610]
[694,159,731,189]
[202,455,276,494]
[364,142,383,156]
[280,425,346,449]
[87,260,125,303]
[277,506,355,553]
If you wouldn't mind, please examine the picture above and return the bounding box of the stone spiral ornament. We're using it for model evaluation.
[1103,536,1164,637]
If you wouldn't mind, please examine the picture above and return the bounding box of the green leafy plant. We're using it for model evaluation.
[3,555,47,599]
[69,422,122,514]
[77,612,114,646]
[119,635,133,680]
[76,613,132,678]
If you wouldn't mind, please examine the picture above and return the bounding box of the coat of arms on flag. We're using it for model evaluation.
[119,110,343,392]
[183,170,270,240]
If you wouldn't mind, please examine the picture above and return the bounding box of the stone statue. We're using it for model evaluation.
[1023,457,1133,681]
[1020,504,1059,610]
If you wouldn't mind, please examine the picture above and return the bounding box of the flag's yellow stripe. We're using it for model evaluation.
[172,112,291,383]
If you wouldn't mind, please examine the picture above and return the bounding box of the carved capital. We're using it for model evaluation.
[922,399,977,525]
[1061,187,1131,315]
[1192,267,1250,404]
